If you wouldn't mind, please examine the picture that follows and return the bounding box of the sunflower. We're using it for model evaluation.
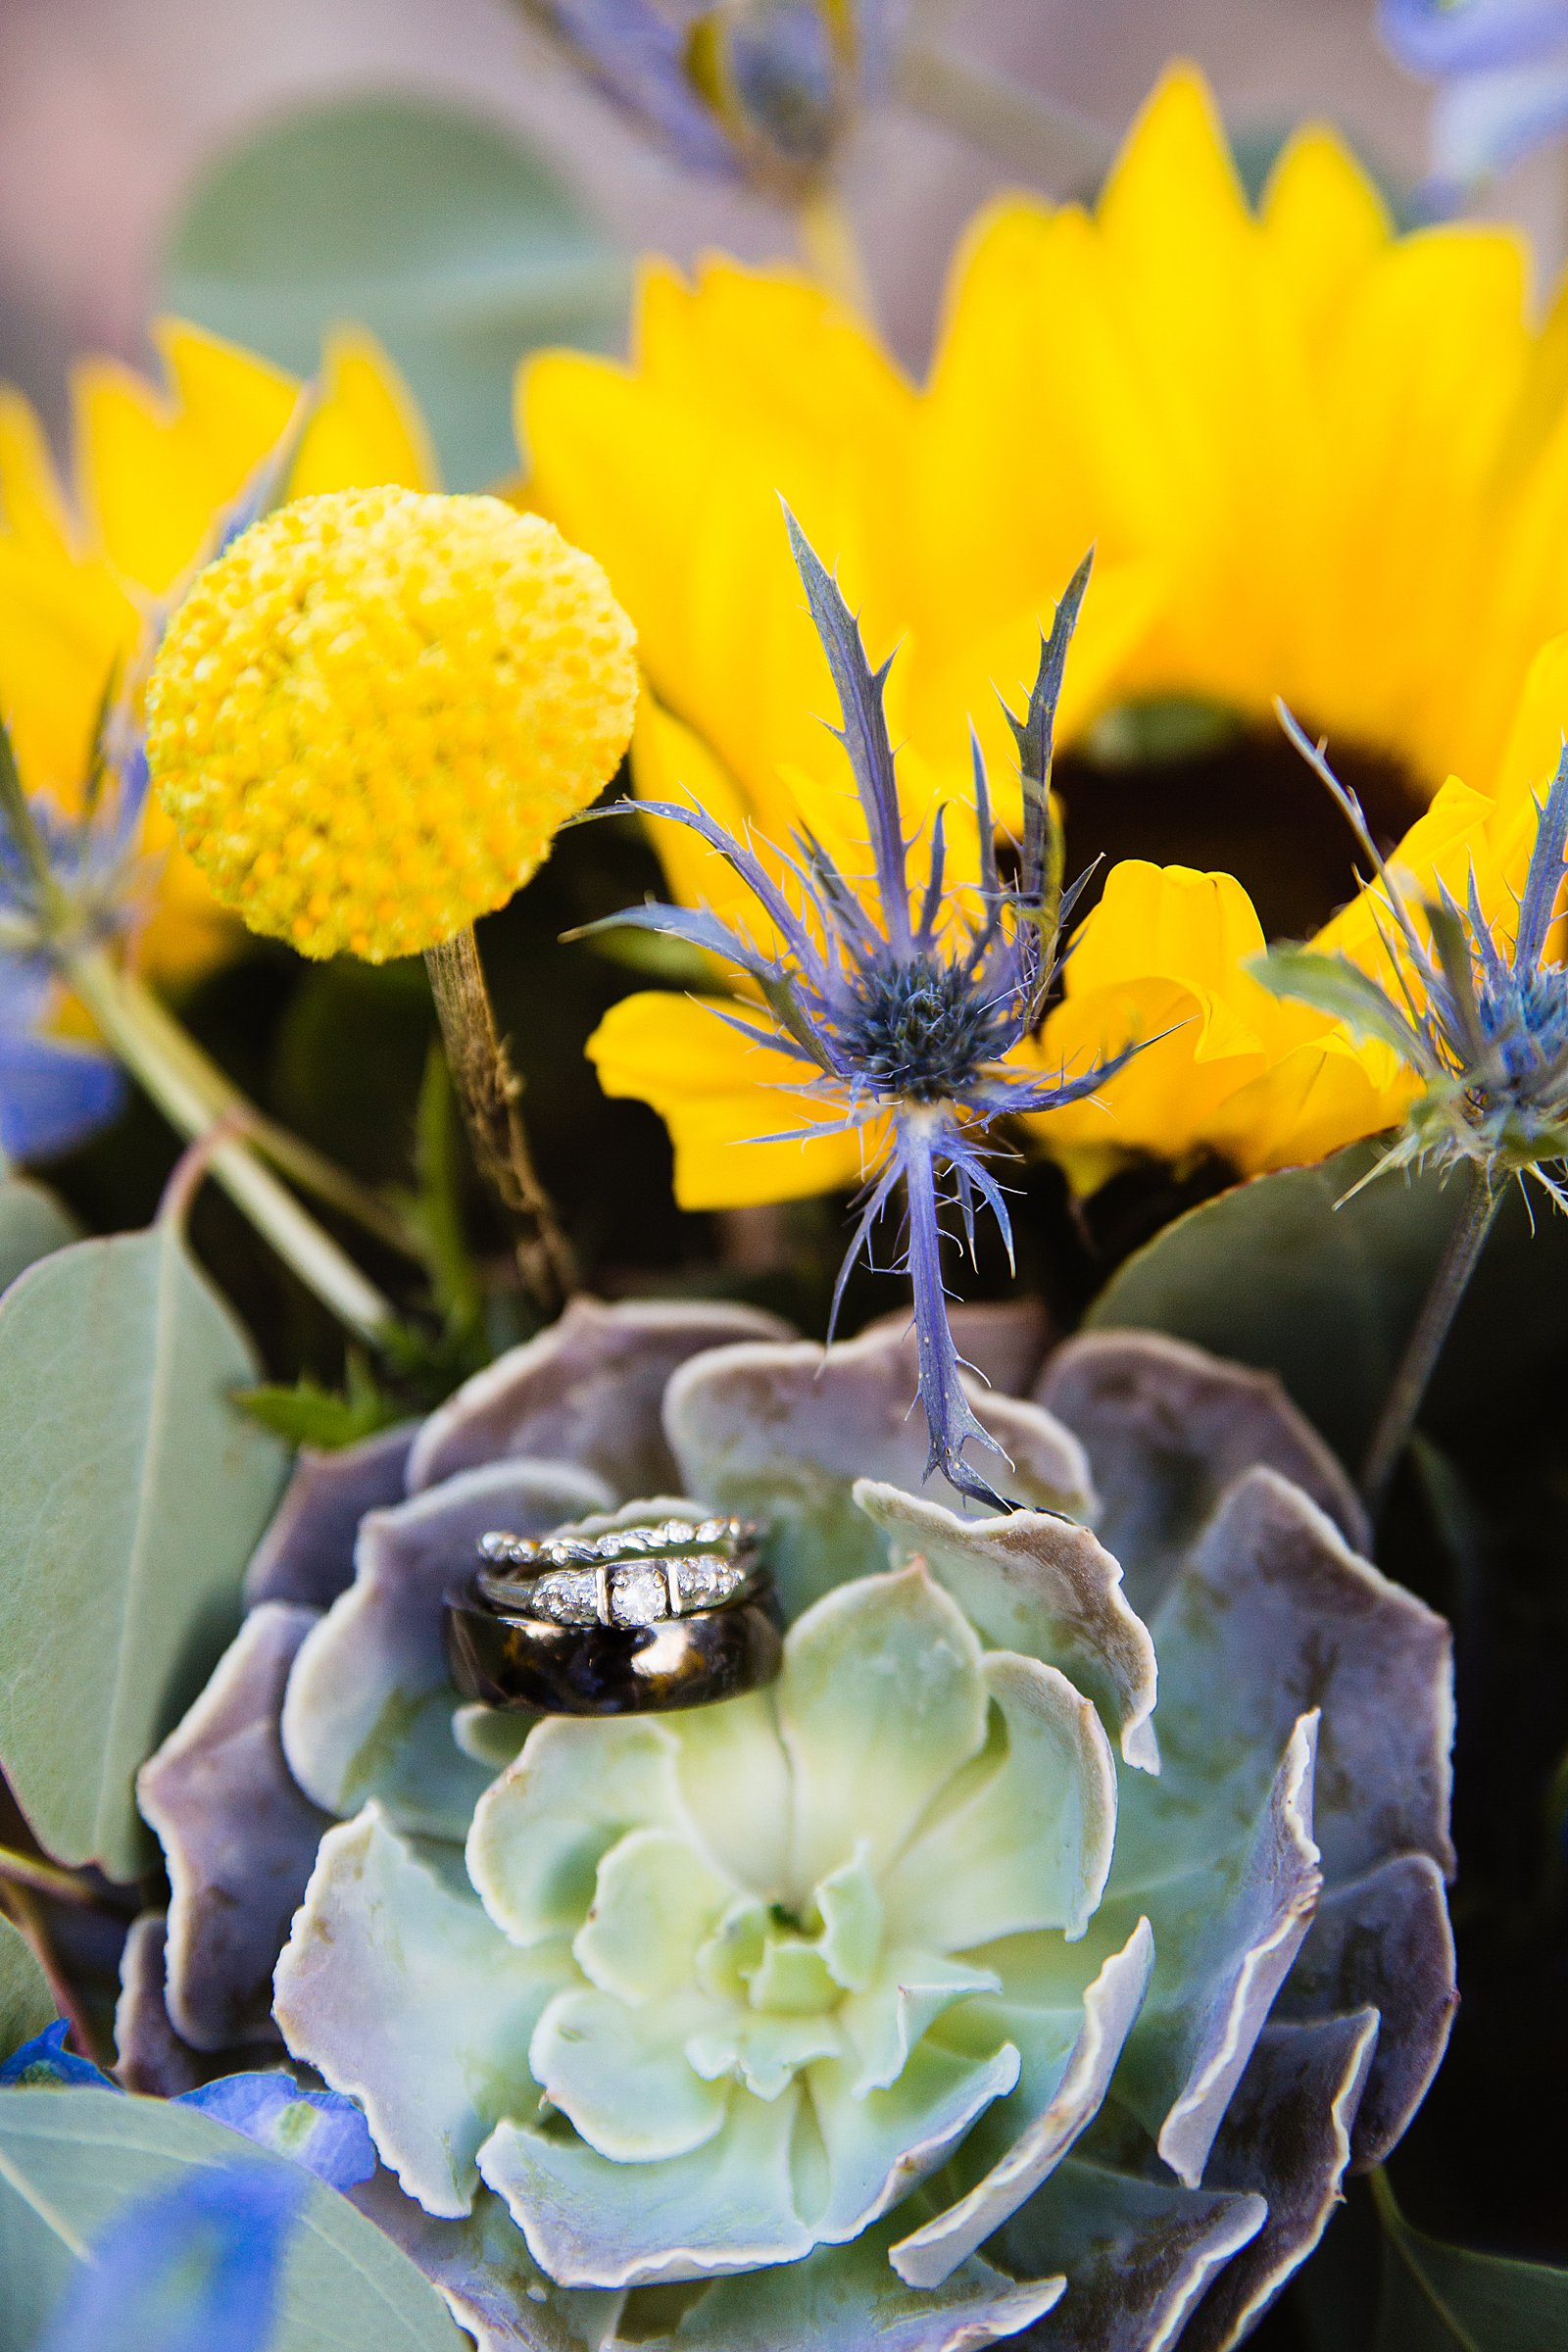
[522,63,1568,1190]
[0,319,435,984]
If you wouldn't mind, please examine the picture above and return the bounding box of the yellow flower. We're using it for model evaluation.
[148,489,637,962]
[525,64,1568,1188]
[0,318,435,982]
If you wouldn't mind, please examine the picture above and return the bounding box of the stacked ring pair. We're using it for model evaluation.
[444,1515,782,1716]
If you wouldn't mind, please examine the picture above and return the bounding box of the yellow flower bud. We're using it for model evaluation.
[146,486,637,961]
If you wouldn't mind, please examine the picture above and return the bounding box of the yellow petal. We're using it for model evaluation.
[289,329,437,498]
[587,991,875,1209]
[75,322,298,594]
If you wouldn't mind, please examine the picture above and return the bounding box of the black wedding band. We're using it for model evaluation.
[445,1581,782,1716]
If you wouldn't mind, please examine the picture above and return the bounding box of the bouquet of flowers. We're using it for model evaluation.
[0,14,1565,2348]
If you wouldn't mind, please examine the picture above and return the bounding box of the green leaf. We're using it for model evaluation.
[0,1177,77,1298]
[0,2086,465,2352]
[0,1915,54,2063]
[161,91,629,490]
[1086,1141,1568,1471]
[1250,945,1431,1067]
[237,1354,402,1450]
[1374,2171,1568,2348]
[0,1227,288,1880]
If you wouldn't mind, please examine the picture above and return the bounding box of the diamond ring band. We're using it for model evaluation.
[444,1514,781,1717]
[473,1516,762,1630]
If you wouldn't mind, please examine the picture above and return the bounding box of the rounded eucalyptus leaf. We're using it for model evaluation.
[0,1915,54,2066]
[0,2085,465,2352]
[0,1227,288,1881]
[161,93,630,490]
[1374,2174,1568,2349]
[1086,1143,1568,1470]
[0,1175,77,1298]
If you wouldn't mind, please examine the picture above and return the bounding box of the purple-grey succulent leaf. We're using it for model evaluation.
[351,2173,627,2351]
[859,1300,1051,1403]
[281,1461,609,1837]
[664,1327,1095,1616]
[1105,1714,1322,2187]
[629,2210,1067,2349]
[1276,1852,1456,2169]
[988,2156,1266,2352]
[890,1917,1154,2287]
[275,1803,576,2219]
[1175,2008,1380,2352]
[138,1602,329,2051]
[1035,1332,1368,1619]
[855,1482,1157,1772]
[244,1423,417,1607]
[408,1298,791,1495]
[114,1913,203,2095]
[1151,1467,1454,1885]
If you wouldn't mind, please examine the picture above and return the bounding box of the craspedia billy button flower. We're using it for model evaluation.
[145,486,638,963]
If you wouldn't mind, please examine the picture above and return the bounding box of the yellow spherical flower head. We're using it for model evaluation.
[146,487,637,962]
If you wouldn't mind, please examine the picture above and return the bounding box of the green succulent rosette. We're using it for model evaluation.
[133,1298,1456,2350]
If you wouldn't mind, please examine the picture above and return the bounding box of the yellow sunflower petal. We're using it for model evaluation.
[289,329,436,498]
[75,322,298,595]
[587,990,876,1209]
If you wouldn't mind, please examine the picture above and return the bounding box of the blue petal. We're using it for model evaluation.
[728,1,839,162]
[176,2072,377,2190]
[1515,744,1568,970]
[36,2160,305,2352]
[0,1029,124,1162]
[545,0,738,174]
[1377,0,1568,75]
[1427,48,1568,181]
[783,505,911,948]
[0,2020,120,2090]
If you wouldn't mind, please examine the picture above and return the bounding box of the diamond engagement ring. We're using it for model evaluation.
[473,1515,763,1629]
[444,1514,781,1717]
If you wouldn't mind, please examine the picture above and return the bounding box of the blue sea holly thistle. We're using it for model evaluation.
[1257,704,1568,1507]
[583,514,1135,1509]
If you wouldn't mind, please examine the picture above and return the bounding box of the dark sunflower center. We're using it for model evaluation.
[1054,707,1431,943]
[839,955,992,1100]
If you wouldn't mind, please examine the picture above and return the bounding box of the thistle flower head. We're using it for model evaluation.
[515,0,895,191]
[581,512,1137,1508]
[146,487,638,963]
[1257,706,1568,1206]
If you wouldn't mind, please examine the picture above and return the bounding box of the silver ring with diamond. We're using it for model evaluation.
[473,1515,764,1632]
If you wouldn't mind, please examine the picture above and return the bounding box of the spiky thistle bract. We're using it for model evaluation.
[1257,703,1568,1211]
[579,512,1138,1508]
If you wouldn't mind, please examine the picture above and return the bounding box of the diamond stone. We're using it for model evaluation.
[611,1567,669,1627]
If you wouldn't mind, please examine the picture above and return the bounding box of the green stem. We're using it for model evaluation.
[0,1884,106,2067]
[796,183,873,317]
[1361,1165,1501,1520]
[0,1844,104,1909]
[423,926,577,1316]
[892,41,1116,190]
[68,949,395,1346]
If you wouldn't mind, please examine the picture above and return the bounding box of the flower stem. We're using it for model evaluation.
[68,948,395,1346]
[0,1843,104,1909]
[0,1883,105,2065]
[796,184,872,316]
[892,40,1115,190]
[423,926,577,1316]
[1361,1165,1501,1519]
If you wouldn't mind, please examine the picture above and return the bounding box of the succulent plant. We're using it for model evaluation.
[133,1295,1456,2351]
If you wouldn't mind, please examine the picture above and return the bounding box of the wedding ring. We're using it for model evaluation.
[473,1515,763,1631]
[445,1514,781,1717]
